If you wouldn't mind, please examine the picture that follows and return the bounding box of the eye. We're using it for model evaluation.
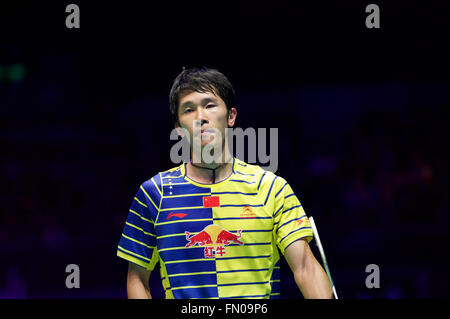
[184,108,193,113]
[206,104,216,109]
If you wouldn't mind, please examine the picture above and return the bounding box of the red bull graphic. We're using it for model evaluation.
[185,224,244,258]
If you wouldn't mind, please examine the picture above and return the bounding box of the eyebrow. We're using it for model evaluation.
[180,97,219,110]
[200,97,219,105]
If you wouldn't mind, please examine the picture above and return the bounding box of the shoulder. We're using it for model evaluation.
[234,158,287,189]
[140,163,184,198]
[234,158,265,177]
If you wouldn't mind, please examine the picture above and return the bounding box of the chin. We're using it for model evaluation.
[201,135,215,144]
[201,140,214,147]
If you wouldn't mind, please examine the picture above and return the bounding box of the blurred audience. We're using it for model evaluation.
[0,61,447,298]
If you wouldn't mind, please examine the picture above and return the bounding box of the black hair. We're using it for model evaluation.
[169,67,236,125]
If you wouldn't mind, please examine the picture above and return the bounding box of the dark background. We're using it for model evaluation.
[0,1,448,298]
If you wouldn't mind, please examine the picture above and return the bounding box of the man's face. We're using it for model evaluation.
[176,90,236,150]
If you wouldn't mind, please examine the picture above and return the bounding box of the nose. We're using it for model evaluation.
[194,107,209,127]
[195,106,207,121]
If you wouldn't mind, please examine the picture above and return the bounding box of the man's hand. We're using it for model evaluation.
[127,262,152,299]
[284,238,333,299]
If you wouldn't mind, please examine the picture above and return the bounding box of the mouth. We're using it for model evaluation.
[199,128,213,136]
[193,126,215,139]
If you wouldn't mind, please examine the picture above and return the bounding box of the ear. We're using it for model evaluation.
[227,107,237,127]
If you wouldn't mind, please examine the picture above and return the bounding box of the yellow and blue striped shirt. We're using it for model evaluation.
[117,157,313,299]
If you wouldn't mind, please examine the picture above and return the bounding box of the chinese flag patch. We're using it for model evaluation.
[203,196,220,207]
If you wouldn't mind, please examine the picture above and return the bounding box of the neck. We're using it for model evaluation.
[186,150,233,184]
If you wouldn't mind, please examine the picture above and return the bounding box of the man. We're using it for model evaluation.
[117,67,333,299]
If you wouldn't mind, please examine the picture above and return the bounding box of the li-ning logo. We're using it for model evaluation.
[166,212,187,220]
[185,224,244,258]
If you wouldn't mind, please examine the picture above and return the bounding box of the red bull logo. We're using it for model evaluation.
[185,224,244,258]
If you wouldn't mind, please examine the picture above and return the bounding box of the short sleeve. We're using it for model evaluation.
[117,180,161,270]
[272,179,313,255]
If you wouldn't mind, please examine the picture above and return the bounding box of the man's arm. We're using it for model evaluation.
[127,262,152,299]
[284,238,333,299]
